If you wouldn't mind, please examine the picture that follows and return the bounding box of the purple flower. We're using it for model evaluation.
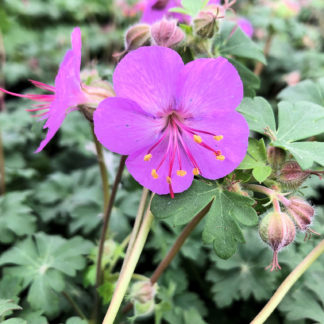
[94,46,249,197]
[0,28,88,152]
[141,0,220,24]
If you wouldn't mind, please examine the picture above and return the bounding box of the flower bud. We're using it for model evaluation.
[125,24,151,51]
[193,11,218,39]
[278,161,324,188]
[130,280,157,317]
[259,211,296,271]
[267,147,286,169]
[285,197,318,239]
[152,0,169,9]
[278,161,310,188]
[151,19,184,48]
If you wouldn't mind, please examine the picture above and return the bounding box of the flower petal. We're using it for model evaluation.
[183,111,249,179]
[177,57,243,117]
[34,99,66,153]
[94,97,162,155]
[54,27,84,106]
[113,46,184,116]
[126,138,194,195]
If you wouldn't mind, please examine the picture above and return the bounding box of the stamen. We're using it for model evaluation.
[144,154,152,161]
[166,176,172,184]
[151,169,158,179]
[213,135,223,141]
[214,150,221,156]
[193,168,200,175]
[193,135,202,143]
[177,170,187,176]
[216,155,225,161]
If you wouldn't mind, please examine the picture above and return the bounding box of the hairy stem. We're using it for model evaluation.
[122,200,213,314]
[244,184,275,197]
[102,204,154,324]
[91,124,110,212]
[251,239,324,324]
[254,32,273,76]
[0,131,5,195]
[62,291,87,320]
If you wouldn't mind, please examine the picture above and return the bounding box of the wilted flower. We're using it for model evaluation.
[125,24,152,51]
[0,28,110,152]
[259,211,296,271]
[267,146,286,169]
[94,46,248,197]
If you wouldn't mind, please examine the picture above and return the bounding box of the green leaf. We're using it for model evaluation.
[207,230,278,308]
[218,22,266,63]
[169,0,206,17]
[273,101,324,168]
[252,166,272,183]
[0,299,22,317]
[0,233,93,316]
[237,97,276,134]
[0,192,36,244]
[228,59,260,97]
[152,180,258,259]
[238,138,272,183]
[278,78,324,106]
[2,319,27,324]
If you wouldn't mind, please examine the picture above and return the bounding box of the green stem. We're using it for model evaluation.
[0,31,6,112]
[251,239,324,324]
[91,124,109,212]
[62,291,87,320]
[102,205,154,324]
[0,131,5,195]
[121,188,149,273]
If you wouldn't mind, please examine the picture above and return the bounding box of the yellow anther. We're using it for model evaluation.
[166,176,172,184]
[193,168,200,175]
[151,169,158,179]
[216,155,225,161]
[177,170,187,177]
[193,135,202,143]
[144,154,152,161]
[213,135,224,141]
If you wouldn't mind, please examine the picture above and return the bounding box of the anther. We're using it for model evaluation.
[216,155,225,161]
[193,135,202,143]
[144,153,152,161]
[193,168,200,175]
[166,176,172,184]
[213,135,223,141]
[214,150,221,156]
[177,170,187,177]
[151,169,159,179]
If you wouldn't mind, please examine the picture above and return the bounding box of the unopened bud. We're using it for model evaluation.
[130,280,157,317]
[285,196,318,237]
[193,11,218,38]
[151,19,185,48]
[279,161,323,188]
[267,147,286,169]
[259,211,296,271]
[125,24,151,51]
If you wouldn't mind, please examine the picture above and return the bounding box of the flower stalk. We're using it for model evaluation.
[0,131,5,195]
[251,239,324,324]
[102,203,154,324]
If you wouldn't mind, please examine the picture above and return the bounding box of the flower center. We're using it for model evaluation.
[143,111,225,198]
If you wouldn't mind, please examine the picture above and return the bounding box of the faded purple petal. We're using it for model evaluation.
[126,140,194,195]
[238,18,254,38]
[94,97,161,155]
[141,0,190,24]
[176,57,243,116]
[113,46,184,116]
[184,111,249,179]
